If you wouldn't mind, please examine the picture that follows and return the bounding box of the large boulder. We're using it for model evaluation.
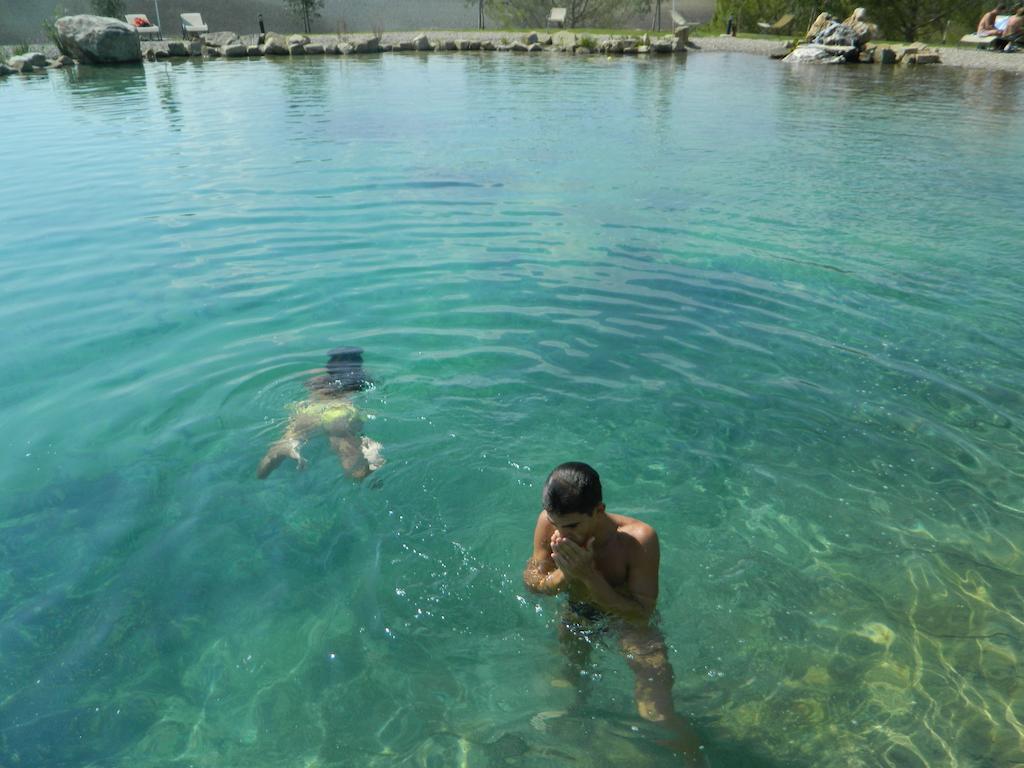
[785,44,853,63]
[55,15,141,64]
[412,33,431,51]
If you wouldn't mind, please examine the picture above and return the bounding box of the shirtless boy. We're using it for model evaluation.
[523,462,705,764]
[978,3,1008,35]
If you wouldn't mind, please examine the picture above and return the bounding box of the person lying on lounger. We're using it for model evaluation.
[257,347,384,480]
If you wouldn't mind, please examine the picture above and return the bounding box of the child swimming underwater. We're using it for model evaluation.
[257,347,385,480]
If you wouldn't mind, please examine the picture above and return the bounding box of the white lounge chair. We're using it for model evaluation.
[125,14,160,39]
[180,13,208,39]
[547,7,567,28]
[958,32,1001,48]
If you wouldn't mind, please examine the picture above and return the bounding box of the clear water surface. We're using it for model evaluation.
[2,52,1024,768]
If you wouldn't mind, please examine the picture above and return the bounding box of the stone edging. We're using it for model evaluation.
[139,30,690,62]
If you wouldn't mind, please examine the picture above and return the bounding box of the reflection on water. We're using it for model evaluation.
[1,53,1024,768]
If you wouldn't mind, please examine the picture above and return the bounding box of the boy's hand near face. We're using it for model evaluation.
[551,533,597,584]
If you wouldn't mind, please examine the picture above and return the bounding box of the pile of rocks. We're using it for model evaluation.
[783,10,940,66]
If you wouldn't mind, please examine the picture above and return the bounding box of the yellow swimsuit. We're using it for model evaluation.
[291,400,359,428]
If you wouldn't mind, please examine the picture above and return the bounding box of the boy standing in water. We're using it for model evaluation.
[523,462,705,764]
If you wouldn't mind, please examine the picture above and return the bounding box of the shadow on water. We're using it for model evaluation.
[778,60,1023,119]
[60,62,149,99]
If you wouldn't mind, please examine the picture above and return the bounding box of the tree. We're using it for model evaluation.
[481,0,650,28]
[870,0,986,42]
[90,0,127,17]
[283,0,325,34]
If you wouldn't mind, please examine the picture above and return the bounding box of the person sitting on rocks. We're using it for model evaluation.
[978,3,1008,36]
[842,7,878,46]
[805,12,834,41]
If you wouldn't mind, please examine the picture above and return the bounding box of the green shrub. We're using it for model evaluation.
[13,42,31,55]
[578,35,597,49]
[90,0,127,17]
[43,5,72,56]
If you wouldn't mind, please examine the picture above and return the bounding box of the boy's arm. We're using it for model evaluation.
[523,511,568,595]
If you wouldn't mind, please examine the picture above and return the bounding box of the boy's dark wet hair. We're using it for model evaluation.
[542,462,603,517]
[306,346,373,395]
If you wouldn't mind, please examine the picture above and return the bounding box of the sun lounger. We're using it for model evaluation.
[959,31,1023,50]
[125,14,160,39]
[757,13,796,33]
[180,13,208,39]
[959,33,1000,47]
[547,7,567,28]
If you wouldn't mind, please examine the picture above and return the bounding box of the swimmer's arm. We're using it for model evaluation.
[523,511,567,595]
[578,529,660,624]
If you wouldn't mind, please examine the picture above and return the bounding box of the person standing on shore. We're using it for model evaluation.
[523,462,707,766]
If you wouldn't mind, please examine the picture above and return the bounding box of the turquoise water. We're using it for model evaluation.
[2,52,1024,767]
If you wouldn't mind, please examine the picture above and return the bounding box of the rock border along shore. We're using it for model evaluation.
[4,24,1024,76]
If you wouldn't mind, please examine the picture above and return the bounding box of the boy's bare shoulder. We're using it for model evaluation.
[609,512,658,547]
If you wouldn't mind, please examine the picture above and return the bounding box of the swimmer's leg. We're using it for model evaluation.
[257,420,313,479]
[328,434,372,480]
[619,624,706,766]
